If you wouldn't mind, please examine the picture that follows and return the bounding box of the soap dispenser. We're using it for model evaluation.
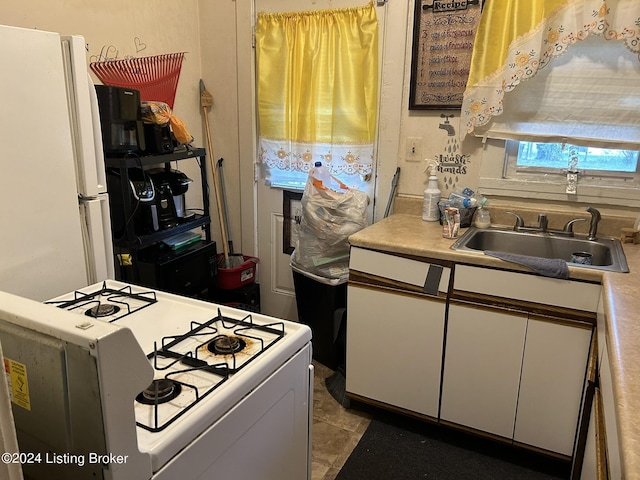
[422,161,441,222]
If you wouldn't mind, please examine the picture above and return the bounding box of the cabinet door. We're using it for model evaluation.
[441,303,527,438]
[345,285,445,417]
[513,319,592,455]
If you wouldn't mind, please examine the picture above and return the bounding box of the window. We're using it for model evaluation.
[465,2,640,208]
[477,139,640,208]
[513,142,639,175]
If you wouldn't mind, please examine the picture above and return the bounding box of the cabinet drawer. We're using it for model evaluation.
[454,265,601,312]
[349,247,451,294]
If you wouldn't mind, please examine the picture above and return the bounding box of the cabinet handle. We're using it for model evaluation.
[423,264,443,296]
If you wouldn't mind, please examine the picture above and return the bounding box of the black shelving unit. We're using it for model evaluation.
[105,147,217,296]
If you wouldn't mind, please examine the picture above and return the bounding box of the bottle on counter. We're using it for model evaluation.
[422,161,441,222]
[474,206,491,228]
[447,189,487,209]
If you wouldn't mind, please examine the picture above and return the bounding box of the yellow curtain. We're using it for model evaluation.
[256,2,378,188]
[461,0,640,141]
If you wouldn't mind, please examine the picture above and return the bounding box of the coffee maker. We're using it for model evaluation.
[95,85,146,155]
[106,168,158,237]
[147,168,194,221]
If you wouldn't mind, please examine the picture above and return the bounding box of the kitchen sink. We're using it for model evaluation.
[451,227,629,273]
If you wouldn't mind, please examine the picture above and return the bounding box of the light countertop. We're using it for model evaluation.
[349,214,640,477]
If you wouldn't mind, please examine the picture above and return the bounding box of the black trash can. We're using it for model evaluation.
[292,269,347,371]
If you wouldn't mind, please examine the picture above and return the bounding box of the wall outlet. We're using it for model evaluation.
[405,137,423,162]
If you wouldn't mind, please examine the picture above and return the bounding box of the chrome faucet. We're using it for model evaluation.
[506,211,587,237]
[586,206,601,241]
[562,218,586,236]
[506,211,549,233]
[506,211,524,230]
[537,213,548,232]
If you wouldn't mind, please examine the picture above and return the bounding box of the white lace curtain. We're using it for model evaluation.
[461,0,640,149]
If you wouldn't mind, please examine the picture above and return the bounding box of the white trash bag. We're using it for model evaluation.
[291,173,369,282]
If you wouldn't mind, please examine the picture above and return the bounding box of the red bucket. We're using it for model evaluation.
[216,255,258,290]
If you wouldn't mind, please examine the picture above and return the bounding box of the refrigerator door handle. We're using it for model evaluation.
[88,73,108,194]
[80,195,115,284]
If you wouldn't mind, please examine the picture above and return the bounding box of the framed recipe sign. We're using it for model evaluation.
[409,0,484,109]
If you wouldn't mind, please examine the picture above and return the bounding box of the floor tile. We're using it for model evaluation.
[311,361,371,479]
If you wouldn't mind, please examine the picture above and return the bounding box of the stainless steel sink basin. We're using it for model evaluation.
[451,227,629,273]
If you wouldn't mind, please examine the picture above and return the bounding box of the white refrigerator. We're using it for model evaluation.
[0,25,114,301]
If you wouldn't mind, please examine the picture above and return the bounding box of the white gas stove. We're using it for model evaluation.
[0,280,313,480]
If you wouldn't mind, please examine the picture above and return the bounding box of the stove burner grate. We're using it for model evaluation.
[137,379,182,405]
[135,347,230,432]
[208,335,246,355]
[134,308,287,433]
[157,308,286,374]
[46,281,157,321]
[85,303,120,318]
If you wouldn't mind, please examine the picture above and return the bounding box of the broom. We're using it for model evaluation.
[199,80,238,269]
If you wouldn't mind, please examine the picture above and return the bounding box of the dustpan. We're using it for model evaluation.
[90,52,185,108]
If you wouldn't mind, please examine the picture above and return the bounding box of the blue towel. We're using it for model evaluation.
[484,251,569,279]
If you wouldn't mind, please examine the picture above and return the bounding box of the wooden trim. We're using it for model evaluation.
[451,291,596,327]
[438,418,515,445]
[571,332,598,479]
[438,420,572,462]
[349,271,448,301]
[345,392,439,425]
[594,386,609,480]
[527,312,595,330]
[345,396,574,464]
[448,296,528,319]
[511,440,573,462]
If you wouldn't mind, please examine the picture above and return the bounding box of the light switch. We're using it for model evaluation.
[405,137,423,162]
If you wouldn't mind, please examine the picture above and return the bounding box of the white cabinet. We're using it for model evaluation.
[445,265,597,456]
[442,302,593,455]
[514,317,592,455]
[346,285,445,417]
[347,251,597,458]
[346,247,450,418]
[440,303,526,437]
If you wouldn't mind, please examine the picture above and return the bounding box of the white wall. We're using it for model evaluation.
[2,0,230,244]
[6,2,624,249]
[388,2,484,201]
[0,1,489,248]
[1,0,251,253]
[2,1,203,144]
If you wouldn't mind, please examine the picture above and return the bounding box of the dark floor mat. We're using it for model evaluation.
[336,411,571,480]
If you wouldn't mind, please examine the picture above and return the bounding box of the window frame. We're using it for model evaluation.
[477,139,640,208]
[505,141,640,181]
